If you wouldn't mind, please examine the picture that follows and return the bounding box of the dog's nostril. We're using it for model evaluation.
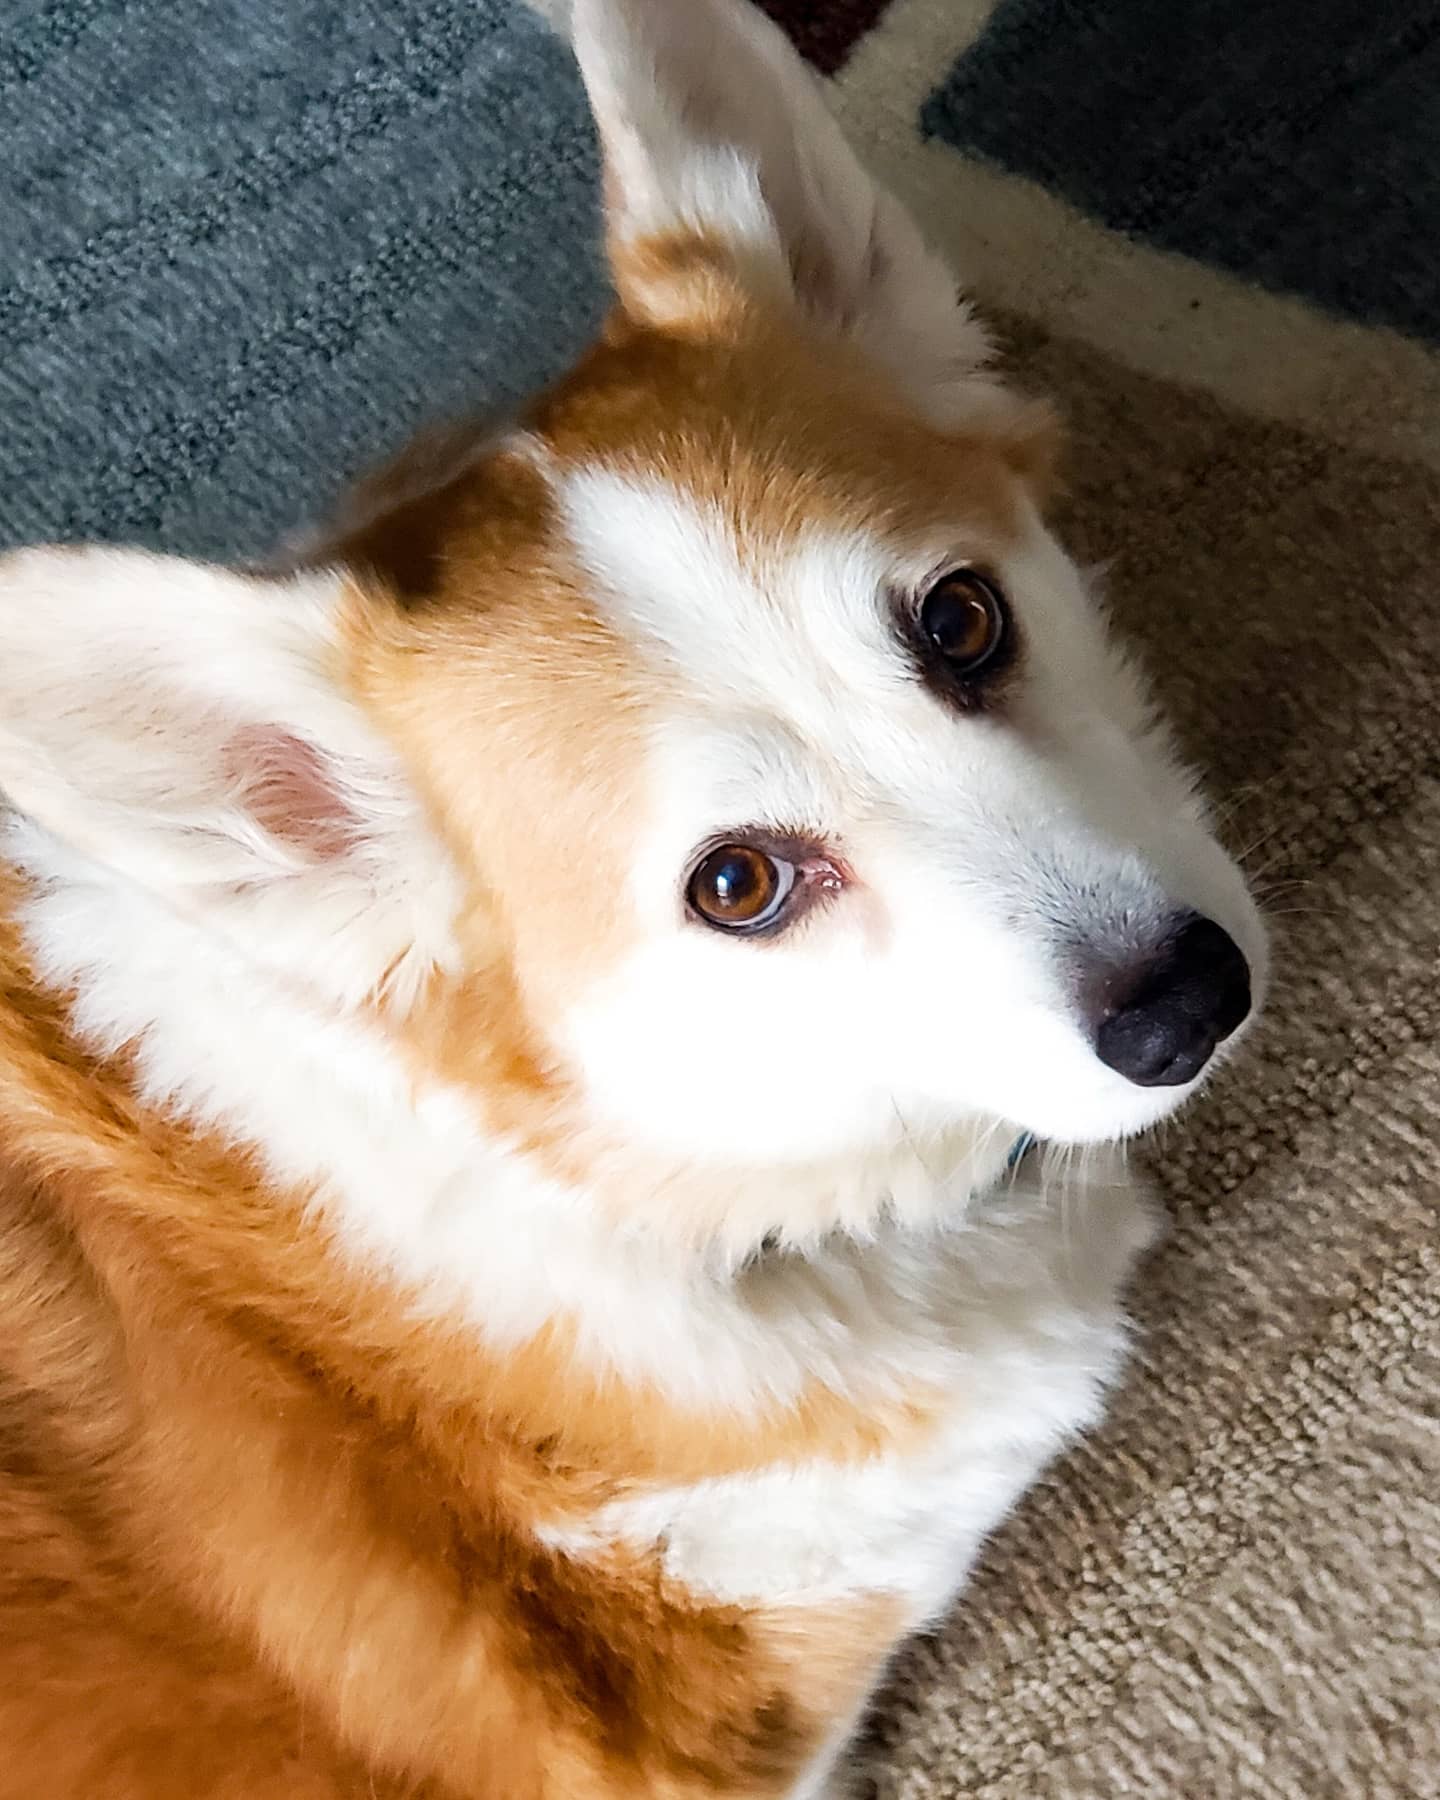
[1093,914,1252,1089]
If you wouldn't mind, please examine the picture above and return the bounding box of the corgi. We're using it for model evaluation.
[0,1,1266,1794]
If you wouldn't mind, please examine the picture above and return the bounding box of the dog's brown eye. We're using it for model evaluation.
[920,571,1007,673]
[688,844,794,932]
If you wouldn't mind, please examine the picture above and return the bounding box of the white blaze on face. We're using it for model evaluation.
[554,466,1266,1164]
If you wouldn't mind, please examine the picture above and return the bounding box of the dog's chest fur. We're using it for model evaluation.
[539,1179,1154,1624]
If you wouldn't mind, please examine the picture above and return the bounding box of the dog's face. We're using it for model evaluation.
[0,0,1265,1234]
[492,311,1261,1171]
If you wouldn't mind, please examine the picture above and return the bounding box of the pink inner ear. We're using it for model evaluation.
[225,725,360,862]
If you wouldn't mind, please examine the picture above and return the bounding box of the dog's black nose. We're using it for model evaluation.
[1094,915,1251,1088]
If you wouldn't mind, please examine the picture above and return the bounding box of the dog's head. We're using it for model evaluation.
[0,0,1264,1240]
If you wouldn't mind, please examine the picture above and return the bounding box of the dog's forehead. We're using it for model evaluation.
[557,464,906,711]
[525,312,1023,679]
[552,463,1002,847]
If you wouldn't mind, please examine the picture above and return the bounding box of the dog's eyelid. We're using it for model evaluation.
[895,553,1005,597]
[687,824,818,862]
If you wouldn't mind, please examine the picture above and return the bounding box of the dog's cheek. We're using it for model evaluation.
[558,936,880,1165]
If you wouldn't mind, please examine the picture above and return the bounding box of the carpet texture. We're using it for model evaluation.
[3,1,1438,1794]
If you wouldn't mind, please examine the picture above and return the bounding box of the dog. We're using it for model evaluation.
[0,1,1265,1794]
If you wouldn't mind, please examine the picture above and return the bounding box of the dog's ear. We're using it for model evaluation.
[0,547,459,1009]
[571,0,992,415]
